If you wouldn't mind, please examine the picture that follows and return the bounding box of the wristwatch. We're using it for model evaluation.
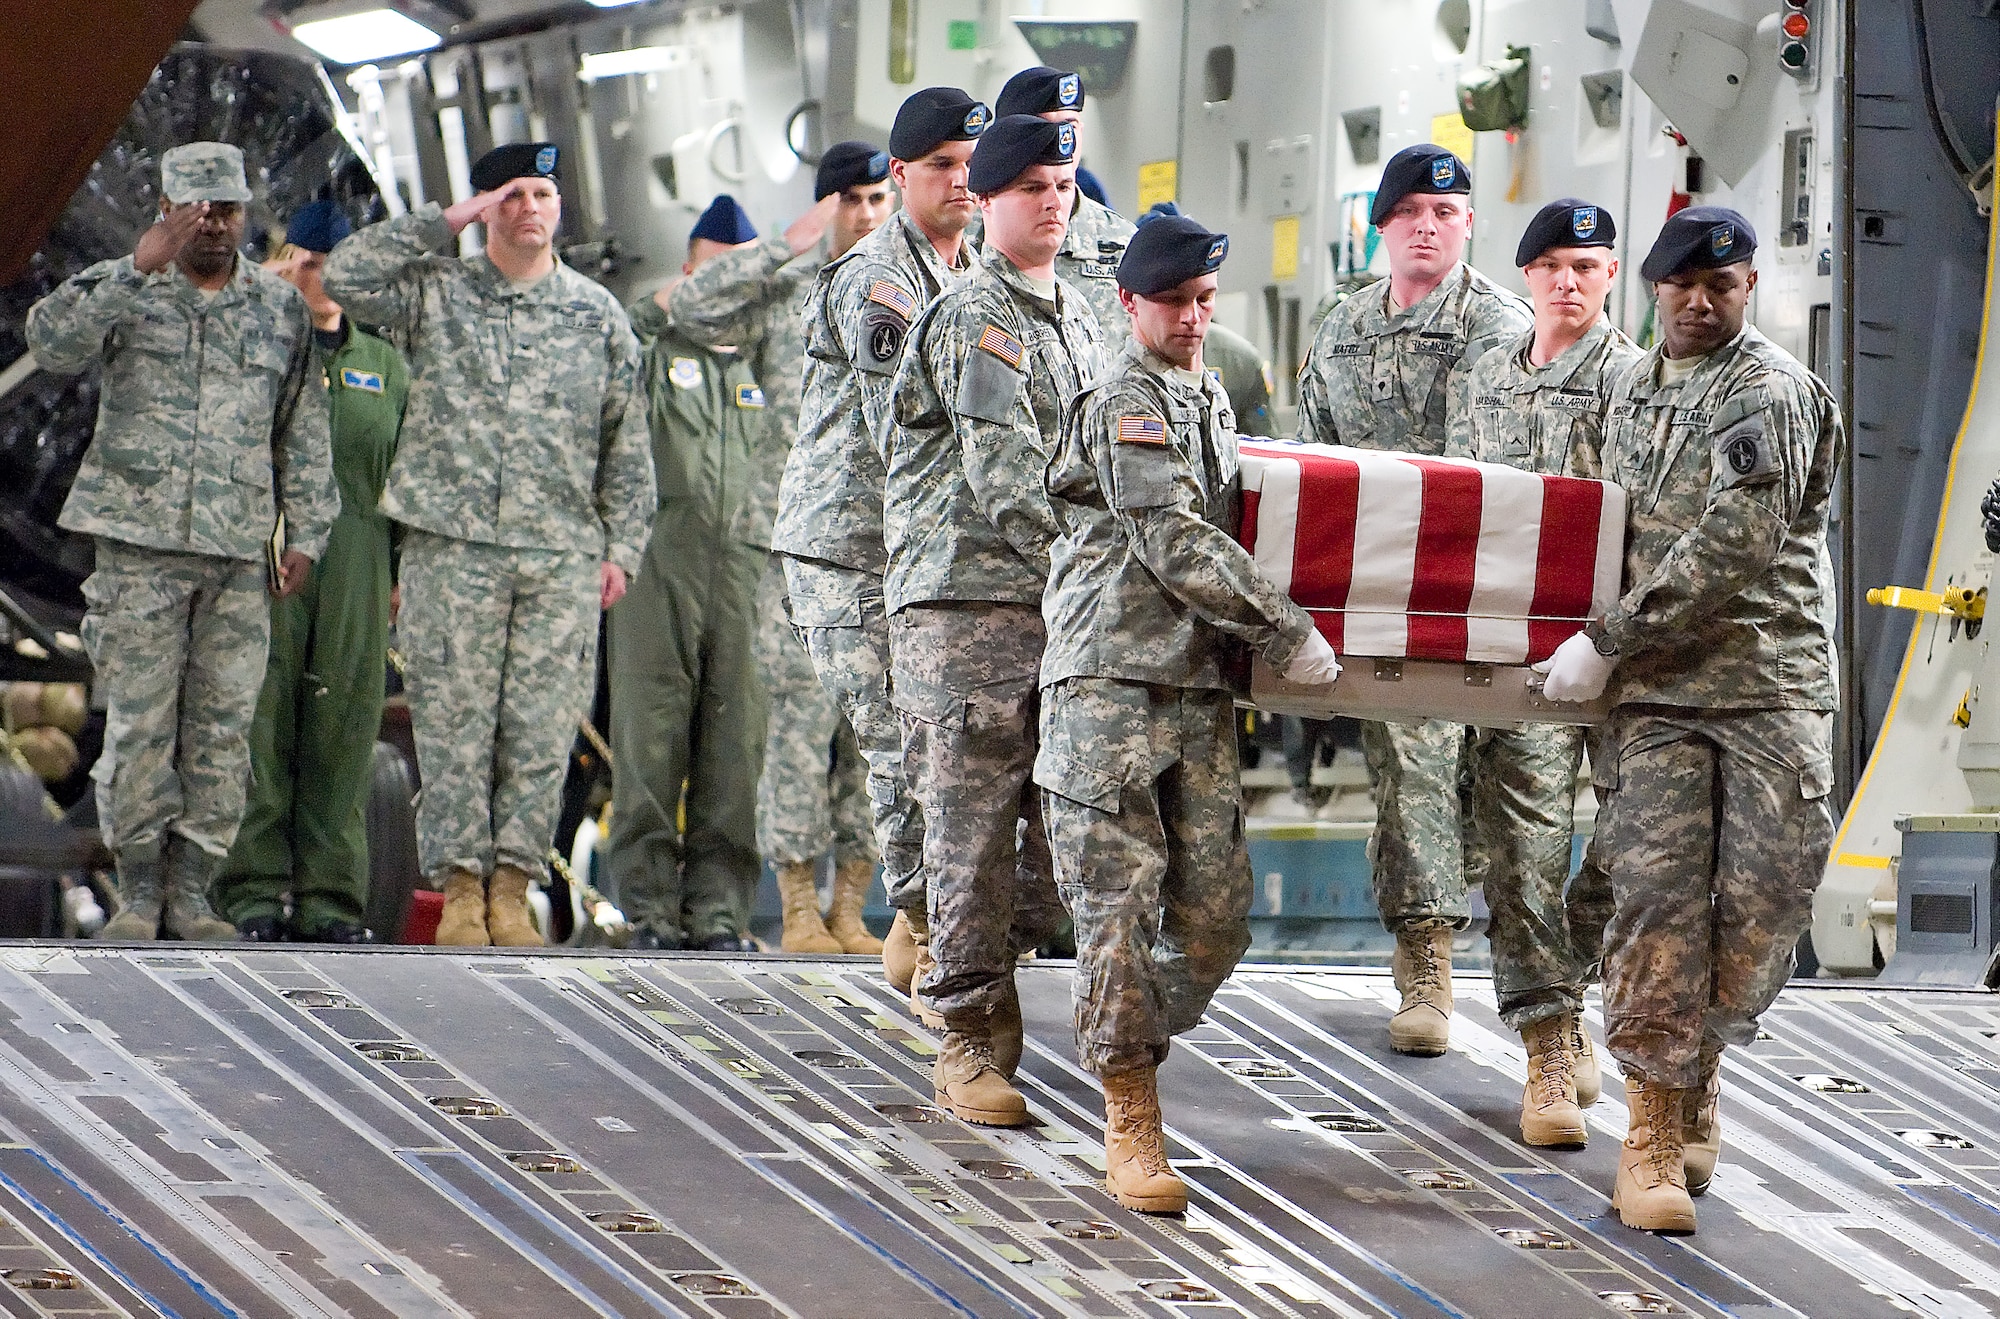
[1582,618,1619,657]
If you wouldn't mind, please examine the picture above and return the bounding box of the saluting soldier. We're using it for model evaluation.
[1040,212,1337,1212]
[667,143,896,957]
[220,200,408,945]
[608,196,772,952]
[1537,208,1842,1234]
[992,65,1134,333]
[1295,143,1530,1056]
[323,142,654,949]
[774,87,987,990]
[883,114,1105,1126]
[26,141,337,942]
[1447,198,1640,1147]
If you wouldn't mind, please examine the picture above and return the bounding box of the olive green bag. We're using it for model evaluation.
[1456,44,1531,132]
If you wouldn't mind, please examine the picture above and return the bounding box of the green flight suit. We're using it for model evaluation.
[607,299,770,942]
[219,322,406,933]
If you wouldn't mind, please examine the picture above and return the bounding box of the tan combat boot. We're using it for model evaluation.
[883,910,919,993]
[1568,1011,1602,1108]
[101,856,164,941]
[775,862,842,954]
[908,916,945,1029]
[1389,918,1454,1055]
[1519,1016,1587,1147]
[1683,1043,1724,1196]
[1613,1077,1698,1233]
[1102,1067,1188,1213]
[990,976,1023,1079]
[934,1016,1030,1126]
[826,859,884,955]
[486,865,545,947]
[435,869,491,947]
[160,843,238,941]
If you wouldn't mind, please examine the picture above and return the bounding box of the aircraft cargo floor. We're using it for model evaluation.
[0,948,1989,1317]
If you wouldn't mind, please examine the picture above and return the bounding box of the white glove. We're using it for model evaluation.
[1533,632,1617,703]
[1282,630,1343,686]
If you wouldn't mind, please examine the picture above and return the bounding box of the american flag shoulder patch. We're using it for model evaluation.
[1116,414,1167,445]
[977,324,1024,369]
[866,280,916,320]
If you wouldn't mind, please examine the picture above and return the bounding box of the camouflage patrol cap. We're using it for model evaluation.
[161,142,252,204]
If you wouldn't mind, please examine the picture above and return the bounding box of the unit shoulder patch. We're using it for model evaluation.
[858,315,905,373]
[1712,415,1779,489]
[668,357,703,389]
[339,366,385,393]
[735,383,766,409]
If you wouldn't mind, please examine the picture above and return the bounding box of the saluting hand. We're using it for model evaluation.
[783,193,839,257]
[443,180,524,237]
[134,202,211,274]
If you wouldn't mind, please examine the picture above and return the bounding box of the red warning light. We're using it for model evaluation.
[1783,12,1810,38]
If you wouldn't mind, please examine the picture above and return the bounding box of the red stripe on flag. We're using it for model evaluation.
[1404,459,1482,661]
[1236,489,1260,554]
[1526,475,1605,662]
[1289,453,1361,654]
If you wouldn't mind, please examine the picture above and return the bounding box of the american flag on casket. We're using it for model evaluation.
[1233,441,1625,725]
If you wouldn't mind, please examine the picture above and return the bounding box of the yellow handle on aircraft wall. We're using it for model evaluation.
[1866,584,1988,622]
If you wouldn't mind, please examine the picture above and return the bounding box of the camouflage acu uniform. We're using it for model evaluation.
[606,308,769,940]
[1594,325,1842,1087]
[667,236,876,873]
[1447,319,1641,1029]
[884,243,1104,1016]
[1203,323,1276,438]
[1296,264,1530,934]
[1040,337,1315,1076]
[26,253,336,878]
[775,210,971,912]
[1055,195,1134,337]
[323,205,653,884]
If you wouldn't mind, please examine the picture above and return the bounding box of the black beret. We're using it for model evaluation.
[689,194,757,245]
[967,115,1076,194]
[815,140,890,200]
[889,87,990,160]
[1514,197,1617,266]
[995,65,1085,117]
[1640,205,1757,281]
[470,142,559,194]
[1118,212,1229,296]
[285,199,352,254]
[1369,143,1470,225]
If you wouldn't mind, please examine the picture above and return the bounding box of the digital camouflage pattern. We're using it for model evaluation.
[883,241,1105,612]
[1445,318,1638,1029]
[1038,340,1309,1076]
[1039,678,1253,1076]
[892,602,1065,1018]
[27,253,337,563]
[397,530,599,882]
[1593,325,1840,1086]
[80,541,269,863]
[1297,262,1530,455]
[1361,719,1472,928]
[1042,336,1313,689]
[1298,261,1528,937]
[774,209,971,574]
[1448,319,1642,475]
[786,557,925,910]
[1595,706,1835,1086]
[1054,194,1134,336]
[607,315,769,938]
[219,324,407,933]
[1202,322,1276,438]
[755,560,874,867]
[1596,326,1843,711]
[1466,723,1588,1031]
[321,204,654,575]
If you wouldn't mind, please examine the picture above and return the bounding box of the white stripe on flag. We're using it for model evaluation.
[1344,454,1422,657]
[1591,481,1627,618]
[1464,464,1544,664]
[1248,452,1300,597]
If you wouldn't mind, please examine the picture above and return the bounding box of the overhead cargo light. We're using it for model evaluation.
[291,9,442,64]
[586,0,646,6]
[579,46,691,82]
